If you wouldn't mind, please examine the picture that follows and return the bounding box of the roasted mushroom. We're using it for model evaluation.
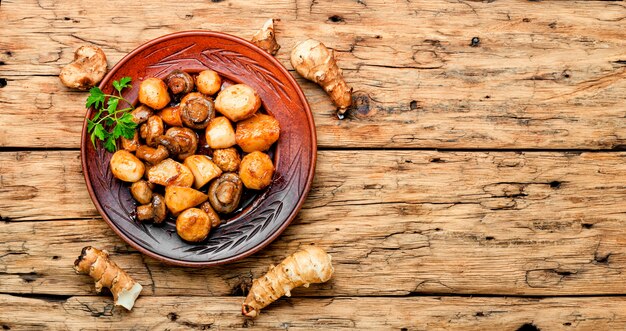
[138,77,170,110]
[136,193,167,223]
[110,150,145,183]
[199,201,222,228]
[165,186,208,215]
[196,70,222,95]
[176,208,211,242]
[215,84,261,122]
[212,147,241,172]
[157,105,183,127]
[121,131,140,152]
[136,145,169,165]
[59,45,107,90]
[130,180,153,205]
[156,127,198,160]
[147,158,194,187]
[144,115,165,147]
[184,155,222,189]
[180,92,215,129]
[239,151,274,190]
[130,105,153,124]
[165,70,194,95]
[208,173,243,214]
[235,114,280,152]
[205,117,236,149]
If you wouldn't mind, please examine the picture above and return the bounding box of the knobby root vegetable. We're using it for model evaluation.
[74,246,143,310]
[290,39,352,114]
[59,45,107,90]
[251,19,281,55]
[242,246,334,317]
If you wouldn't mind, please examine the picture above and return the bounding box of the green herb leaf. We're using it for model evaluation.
[104,136,117,152]
[86,87,105,109]
[86,77,136,152]
[112,77,132,94]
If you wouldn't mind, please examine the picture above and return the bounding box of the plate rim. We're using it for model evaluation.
[80,30,317,267]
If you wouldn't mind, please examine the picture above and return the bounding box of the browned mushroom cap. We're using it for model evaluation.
[139,123,148,140]
[130,105,153,124]
[136,193,167,223]
[180,92,215,129]
[136,144,169,165]
[145,115,165,147]
[208,173,243,214]
[152,193,167,224]
[156,127,198,160]
[199,201,222,228]
[165,70,195,95]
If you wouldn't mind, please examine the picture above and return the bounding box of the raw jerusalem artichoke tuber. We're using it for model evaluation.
[251,19,281,55]
[290,39,353,114]
[74,246,143,310]
[242,246,334,317]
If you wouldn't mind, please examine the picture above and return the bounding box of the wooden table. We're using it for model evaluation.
[1,0,626,329]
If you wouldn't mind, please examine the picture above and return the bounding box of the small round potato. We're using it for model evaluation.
[214,84,261,122]
[110,150,145,183]
[235,114,280,152]
[196,70,222,95]
[176,208,211,242]
[130,180,153,205]
[157,105,183,127]
[138,78,171,110]
[212,148,241,172]
[205,117,236,149]
[239,151,274,190]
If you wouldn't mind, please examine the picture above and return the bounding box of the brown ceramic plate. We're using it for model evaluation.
[80,31,316,267]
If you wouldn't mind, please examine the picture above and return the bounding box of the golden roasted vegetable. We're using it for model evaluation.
[144,115,165,147]
[164,186,208,215]
[176,208,211,242]
[157,127,198,161]
[215,84,261,122]
[138,77,170,110]
[235,114,280,152]
[239,151,274,190]
[212,147,241,172]
[147,158,194,187]
[121,131,140,152]
[130,105,153,124]
[184,155,223,189]
[130,180,153,205]
[157,105,183,127]
[205,117,237,149]
[110,150,145,183]
[196,70,222,95]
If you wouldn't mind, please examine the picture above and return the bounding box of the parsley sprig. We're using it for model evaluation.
[86,77,137,152]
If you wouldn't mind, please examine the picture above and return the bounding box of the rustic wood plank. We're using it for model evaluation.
[2,294,626,330]
[1,150,626,296]
[1,1,625,148]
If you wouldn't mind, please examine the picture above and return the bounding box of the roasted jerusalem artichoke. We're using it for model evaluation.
[242,246,334,317]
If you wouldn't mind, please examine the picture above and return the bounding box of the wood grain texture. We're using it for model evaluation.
[1,0,626,148]
[2,294,626,331]
[1,150,625,296]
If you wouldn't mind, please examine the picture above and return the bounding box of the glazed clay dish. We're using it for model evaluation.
[81,31,316,267]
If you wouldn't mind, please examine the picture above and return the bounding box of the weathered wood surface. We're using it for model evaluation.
[1,150,625,297]
[3,295,626,331]
[3,0,626,329]
[2,0,626,149]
